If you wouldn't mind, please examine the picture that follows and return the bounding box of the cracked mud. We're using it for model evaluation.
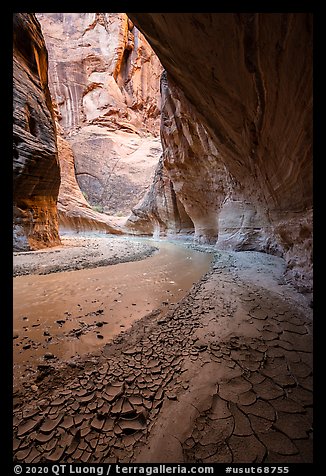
[13,242,313,464]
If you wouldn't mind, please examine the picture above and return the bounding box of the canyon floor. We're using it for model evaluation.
[13,235,313,464]
[13,234,159,277]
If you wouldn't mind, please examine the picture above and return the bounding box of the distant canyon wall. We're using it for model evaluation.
[37,13,161,136]
[13,13,61,251]
[13,13,125,247]
[127,13,312,292]
[57,135,123,234]
[36,13,163,218]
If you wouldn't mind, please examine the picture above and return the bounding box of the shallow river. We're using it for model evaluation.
[13,239,212,390]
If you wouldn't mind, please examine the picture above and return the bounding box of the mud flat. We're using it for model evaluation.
[13,238,313,464]
[13,234,159,277]
[13,237,212,390]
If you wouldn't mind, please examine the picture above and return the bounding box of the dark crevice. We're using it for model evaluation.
[118,47,132,84]
[28,114,38,138]
[241,14,266,152]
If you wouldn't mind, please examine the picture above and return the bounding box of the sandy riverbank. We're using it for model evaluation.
[13,238,313,463]
[13,234,158,277]
[13,238,212,392]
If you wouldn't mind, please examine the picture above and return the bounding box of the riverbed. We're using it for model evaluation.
[13,236,212,390]
[13,235,313,463]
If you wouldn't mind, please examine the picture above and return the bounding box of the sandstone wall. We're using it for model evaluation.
[127,72,275,252]
[36,13,162,216]
[126,154,195,237]
[36,13,161,136]
[68,126,160,216]
[13,13,61,251]
[127,13,313,292]
[57,135,122,234]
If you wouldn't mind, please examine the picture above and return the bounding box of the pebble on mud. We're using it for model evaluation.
[44,353,56,360]
[56,319,66,325]
[166,392,178,400]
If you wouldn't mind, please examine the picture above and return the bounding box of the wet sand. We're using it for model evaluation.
[13,240,212,390]
[13,236,313,463]
[13,234,159,276]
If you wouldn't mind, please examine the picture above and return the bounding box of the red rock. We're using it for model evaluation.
[127,13,312,292]
[36,13,162,225]
[56,136,122,233]
[13,14,60,251]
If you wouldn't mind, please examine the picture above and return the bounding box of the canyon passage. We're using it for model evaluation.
[13,13,313,464]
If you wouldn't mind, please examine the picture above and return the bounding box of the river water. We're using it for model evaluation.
[13,239,212,390]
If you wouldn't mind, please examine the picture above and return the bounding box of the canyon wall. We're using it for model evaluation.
[127,72,272,250]
[127,13,313,292]
[14,13,312,292]
[13,13,61,251]
[36,13,162,219]
[126,154,195,237]
[56,135,122,233]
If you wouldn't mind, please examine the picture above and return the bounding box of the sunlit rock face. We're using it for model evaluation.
[36,13,161,135]
[36,13,162,216]
[127,13,312,292]
[56,135,123,233]
[68,127,161,216]
[13,13,61,251]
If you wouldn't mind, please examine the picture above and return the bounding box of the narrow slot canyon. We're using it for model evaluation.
[13,13,313,465]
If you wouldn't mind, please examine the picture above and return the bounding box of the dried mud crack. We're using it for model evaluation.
[13,249,313,464]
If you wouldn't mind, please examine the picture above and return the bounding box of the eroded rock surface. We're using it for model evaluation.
[69,126,160,216]
[13,14,61,251]
[127,13,312,291]
[127,73,278,251]
[36,13,161,136]
[36,13,162,217]
[126,154,195,237]
[57,135,122,233]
